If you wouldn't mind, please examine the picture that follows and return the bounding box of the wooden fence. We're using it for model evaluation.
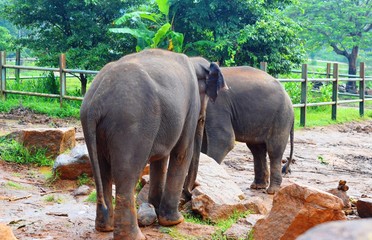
[1,51,371,126]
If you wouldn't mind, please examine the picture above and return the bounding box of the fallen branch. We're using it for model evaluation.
[40,190,63,196]
[46,212,68,217]
[4,177,40,185]
[8,194,32,202]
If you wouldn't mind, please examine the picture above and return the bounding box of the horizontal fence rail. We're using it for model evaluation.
[1,51,371,126]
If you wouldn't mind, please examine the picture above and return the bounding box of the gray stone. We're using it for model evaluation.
[53,144,92,180]
[357,198,372,218]
[8,127,76,158]
[137,203,157,226]
[73,185,91,196]
[297,219,372,240]
[191,154,256,222]
[224,214,264,240]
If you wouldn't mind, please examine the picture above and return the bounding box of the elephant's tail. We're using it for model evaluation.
[85,112,106,210]
[283,119,294,175]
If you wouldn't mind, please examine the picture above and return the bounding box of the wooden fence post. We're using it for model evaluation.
[260,62,267,72]
[0,51,6,100]
[300,64,308,127]
[359,62,365,117]
[15,49,20,80]
[332,63,339,120]
[326,63,331,78]
[59,54,66,107]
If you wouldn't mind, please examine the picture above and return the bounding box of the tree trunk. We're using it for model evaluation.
[80,73,88,96]
[346,46,358,93]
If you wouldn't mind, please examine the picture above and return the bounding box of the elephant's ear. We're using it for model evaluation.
[206,62,226,102]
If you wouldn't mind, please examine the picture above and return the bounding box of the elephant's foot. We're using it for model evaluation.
[95,224,114,232]
[114,229,146,240]
[250,181,268,190]
[266,185,280,195]
[95,216,114,232]
[158,211,184,226]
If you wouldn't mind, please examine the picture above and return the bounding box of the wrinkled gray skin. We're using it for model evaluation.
[80,49,225,240]
[187,63,294,195]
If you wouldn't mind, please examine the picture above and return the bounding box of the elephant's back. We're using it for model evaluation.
[82,50,200,159]
[218,66,293,142]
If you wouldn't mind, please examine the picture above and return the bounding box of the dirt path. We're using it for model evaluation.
[0,110,371,239]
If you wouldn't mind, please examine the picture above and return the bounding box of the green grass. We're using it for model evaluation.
[6,181,25,190]
[85,190,97,203]
[44,194,63,203]
[0,137,54,166]
[0,98,81,119]
[294,105,372,129]
[77,173,93,186]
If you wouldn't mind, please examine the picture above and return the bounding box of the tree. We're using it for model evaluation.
[110,0,184,53]
[0,26,13,51]
[2,0,144,95]
[169,0,305,75]
[287,0,372,91]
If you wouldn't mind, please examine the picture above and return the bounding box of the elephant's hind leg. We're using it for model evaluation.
[111,145,148,240]
[266,142,287,194]
[95,154,114,232]
[158,149,192,226]
[149,157,169,211]
[247,143,269,190]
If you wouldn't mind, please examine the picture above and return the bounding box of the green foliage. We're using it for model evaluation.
[171,0,304,74]
[0,136,53,166]
[111,0,184,52]
[44,195,63,203]
[6,181,24,190]
[286,0,372,75]
[0,26,13,51]
[85,190,97,203]
[77,173,93,186]
[2,0,143,92]
[317,155,329,165]
[283,82,333,110]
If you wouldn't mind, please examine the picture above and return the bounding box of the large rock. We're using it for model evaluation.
[53,144,92,180]
[297,219,372,240]
[224,214,264,240]
[253,183,346,240]
[14,127,76,158]
[356,198,372,218]
[191,154,262,222]
[0,223,17,240]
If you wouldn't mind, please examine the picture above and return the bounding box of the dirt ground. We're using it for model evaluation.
[0,108,371,240]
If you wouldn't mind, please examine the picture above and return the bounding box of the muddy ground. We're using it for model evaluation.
[0,108,371,239]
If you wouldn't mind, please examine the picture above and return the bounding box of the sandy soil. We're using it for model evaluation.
[0,108,371,239]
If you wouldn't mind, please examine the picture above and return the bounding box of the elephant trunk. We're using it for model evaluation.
[183,98,208,200]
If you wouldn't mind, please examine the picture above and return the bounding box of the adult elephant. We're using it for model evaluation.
[186,60,294,195]
[80,49,225,240]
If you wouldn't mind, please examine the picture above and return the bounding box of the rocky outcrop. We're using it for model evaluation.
[191,154,265,222]
[356,198,372,218]
[297,219,372,240]
[253,183,346,240]
[0,223,17,240]
[11,127,76,158]
[224,214,264,240]
[53,144,91,180]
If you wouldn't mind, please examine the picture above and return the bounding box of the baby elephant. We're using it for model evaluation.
[185,63,294,195]
[80,49,225,240]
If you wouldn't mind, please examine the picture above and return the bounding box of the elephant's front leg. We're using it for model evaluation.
[247,143,269,189]
[149,157,168,210]
[158,149,192,226]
